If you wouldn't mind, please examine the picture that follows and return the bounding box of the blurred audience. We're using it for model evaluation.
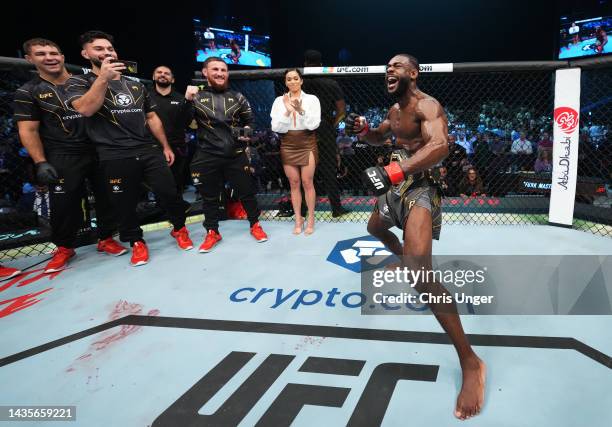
[534,149,553,173]
[458,168,486,197]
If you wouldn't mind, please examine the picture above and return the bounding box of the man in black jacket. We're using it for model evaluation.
[302,50,350,217]
[150,65,192,195]
[186,57,268,253]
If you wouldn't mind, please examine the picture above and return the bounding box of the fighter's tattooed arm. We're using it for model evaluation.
[70,76,108,117]
[17,121,46,163]
[70,58,124,116]
[13,87,46,163]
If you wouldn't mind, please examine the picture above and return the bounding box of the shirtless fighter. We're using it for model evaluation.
[345,53,486,420]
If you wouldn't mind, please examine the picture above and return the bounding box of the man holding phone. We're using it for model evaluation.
[65,30,193,266]
[14,37,126,273]
[185,56,267,253]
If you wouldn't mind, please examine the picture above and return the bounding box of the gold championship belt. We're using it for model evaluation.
[389,149,441,197]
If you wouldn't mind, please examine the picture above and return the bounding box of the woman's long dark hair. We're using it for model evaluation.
[284,68,303,80]
[459,167,484,195]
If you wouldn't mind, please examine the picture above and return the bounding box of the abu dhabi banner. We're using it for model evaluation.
[549,67,581,226]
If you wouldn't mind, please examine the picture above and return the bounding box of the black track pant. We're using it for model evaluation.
[190,150,259,231]
[170,144,189,194]
[316,124,342,211]
[47,152,115,248]
[99,149,185,244]
[317,142,342,211]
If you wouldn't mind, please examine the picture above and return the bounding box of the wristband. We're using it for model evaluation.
[357,119,370,137]
[384,162,405,184]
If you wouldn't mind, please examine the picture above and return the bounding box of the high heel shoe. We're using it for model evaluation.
[304,217,315,235]
[293,217,304,235]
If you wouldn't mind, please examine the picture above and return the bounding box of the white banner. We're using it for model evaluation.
[548,68,581,226]
[303,63,453,75]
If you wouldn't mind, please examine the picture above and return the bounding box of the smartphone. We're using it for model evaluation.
[232,127,253,139]
[110,59,138,74]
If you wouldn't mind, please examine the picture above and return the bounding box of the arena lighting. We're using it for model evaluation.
[210,27,233,33]
[575,17,603,23]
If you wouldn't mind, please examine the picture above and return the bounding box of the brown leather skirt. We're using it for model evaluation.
[280,130,318,166]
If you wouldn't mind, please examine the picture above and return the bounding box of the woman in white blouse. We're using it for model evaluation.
[270,69,321,235]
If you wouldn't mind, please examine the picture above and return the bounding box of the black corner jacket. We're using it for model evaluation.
[190,86,254,157]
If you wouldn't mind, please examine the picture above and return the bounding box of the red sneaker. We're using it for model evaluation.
[0,265,22,282]
[97,237,128,256]
[199,230,222,253]
[250,222,268,242]
[171,226,194,251]
[44,247,75,273]
[130,241,149,266]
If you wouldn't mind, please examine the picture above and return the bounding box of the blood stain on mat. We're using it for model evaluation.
[294,336,326,351]
[66,300,159,372]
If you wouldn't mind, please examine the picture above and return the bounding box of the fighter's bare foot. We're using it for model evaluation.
[455,355,486,420]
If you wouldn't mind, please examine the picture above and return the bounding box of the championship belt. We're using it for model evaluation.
[389,149,440,196]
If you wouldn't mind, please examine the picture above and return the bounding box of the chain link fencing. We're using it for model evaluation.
[1,57,610,261]
[573,65,611,236]
[218,60,609,235]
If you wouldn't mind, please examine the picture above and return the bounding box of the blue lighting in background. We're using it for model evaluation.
[242,26,252,32]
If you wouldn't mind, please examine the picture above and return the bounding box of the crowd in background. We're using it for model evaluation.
[1,74,611,218]
[241,101,610,198]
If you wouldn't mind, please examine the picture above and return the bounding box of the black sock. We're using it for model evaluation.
[249,219,259,227]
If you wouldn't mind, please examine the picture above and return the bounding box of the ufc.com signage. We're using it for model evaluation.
[303,63,454,75]
[549,68,581,226]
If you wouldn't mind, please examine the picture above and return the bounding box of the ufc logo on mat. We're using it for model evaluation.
[153,352,438,426]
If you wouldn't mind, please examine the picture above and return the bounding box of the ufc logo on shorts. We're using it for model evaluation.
[367,170,385,190]
[153,352,439,426]
[191,172,201,185]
